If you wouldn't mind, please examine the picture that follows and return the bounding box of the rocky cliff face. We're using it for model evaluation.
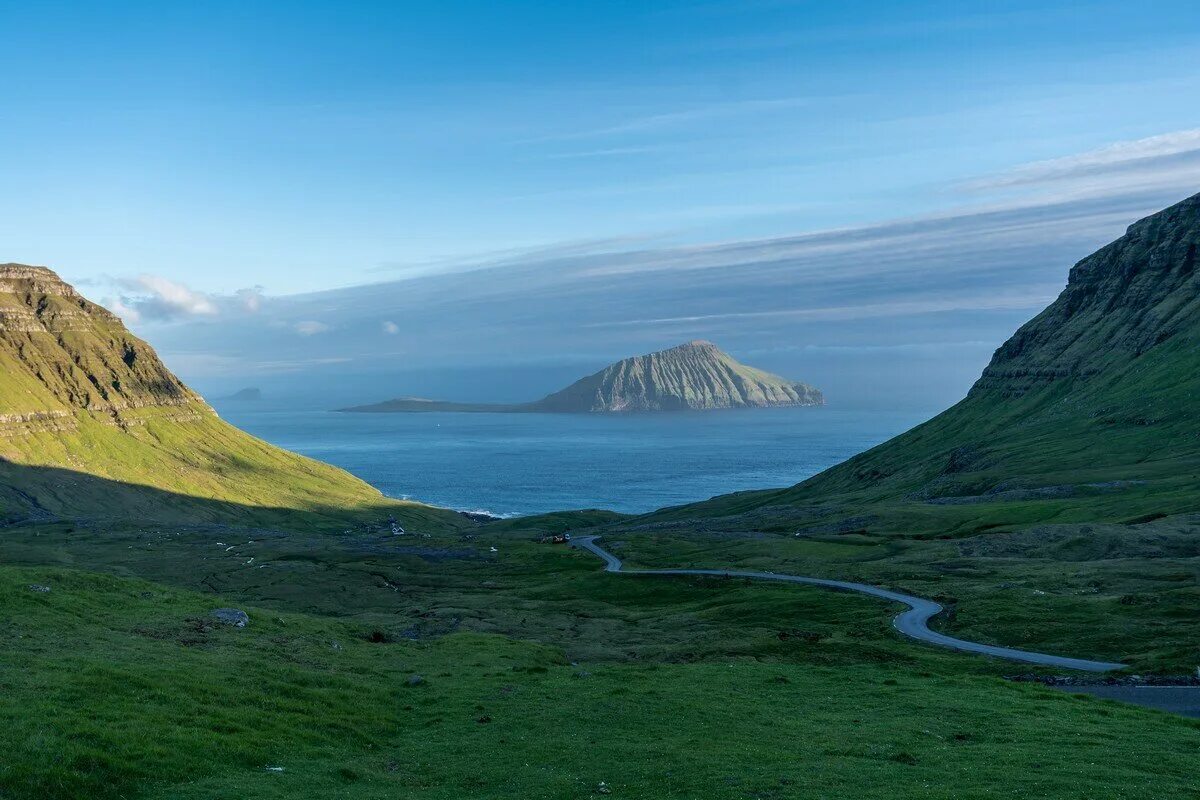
[0,264,409,524]
[770,191,1200,502]
[533,341,823,412]
[971,194,1200,398]
[0,264,206,434]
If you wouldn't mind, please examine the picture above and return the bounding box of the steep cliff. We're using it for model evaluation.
[0,264,453,528]
[0,265,203,431]
[690,191,1200,510]
[783,193,1200,505]
[970,198,1200,398]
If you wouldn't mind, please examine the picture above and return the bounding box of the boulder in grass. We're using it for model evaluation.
[210,608,249,628]
[28,584,51,593]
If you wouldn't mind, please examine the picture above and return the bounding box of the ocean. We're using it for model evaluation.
[214,405,931,517]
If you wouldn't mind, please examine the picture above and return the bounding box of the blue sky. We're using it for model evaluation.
[3,1,1200,409]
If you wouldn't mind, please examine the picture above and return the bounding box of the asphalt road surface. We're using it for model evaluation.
[573,536,1126,672]
[1050,685,1200,717]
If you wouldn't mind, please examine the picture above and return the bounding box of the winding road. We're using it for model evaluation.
[573,536,1125,672]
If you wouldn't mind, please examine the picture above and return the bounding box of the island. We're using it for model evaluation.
[339,340,824,414]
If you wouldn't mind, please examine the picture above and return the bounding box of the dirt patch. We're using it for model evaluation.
[133,615,220,647]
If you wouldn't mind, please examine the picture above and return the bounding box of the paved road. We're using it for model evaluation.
[1051,685,1200,717]
[573,536,1126,672]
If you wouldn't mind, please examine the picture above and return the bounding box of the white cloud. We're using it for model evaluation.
[104,295,143,323]
[102,274,264,324]
[541,145,665,160]
[381,320,400,335]
[112,274,217,320]
[524,96,812,143]
[584,288,1062,328]
[134,127,1200,412]
[235,286,265,313]
[969,128,1200,191]
[293,320,331,336]
[158,351,352,377]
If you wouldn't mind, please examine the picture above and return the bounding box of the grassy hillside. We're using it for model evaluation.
[0,264,461,530]
[653,192,1200,521]
[596,194,1200,670]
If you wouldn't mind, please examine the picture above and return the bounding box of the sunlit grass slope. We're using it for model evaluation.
[0,263,459,529]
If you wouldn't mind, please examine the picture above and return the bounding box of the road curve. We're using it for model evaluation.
[572,536,1125,672]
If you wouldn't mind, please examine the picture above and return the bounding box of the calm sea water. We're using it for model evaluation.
[215,406,929,517]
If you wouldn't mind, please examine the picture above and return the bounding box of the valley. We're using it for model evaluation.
[4,194,1200,798]
[7,6,1200,798]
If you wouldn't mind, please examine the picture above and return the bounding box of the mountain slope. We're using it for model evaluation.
[606,195,1200,672]
[343,341,823,413]
[796,191,1200,504]
[645,192,1200,525]
[0,264,455,528]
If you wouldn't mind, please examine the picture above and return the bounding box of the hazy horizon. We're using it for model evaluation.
[4,1,1200,411]
[120,187,1200,413]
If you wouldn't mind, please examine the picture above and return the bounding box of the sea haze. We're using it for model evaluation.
[214,405,931,517]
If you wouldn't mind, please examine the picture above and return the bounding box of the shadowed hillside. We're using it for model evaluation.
[646,192,1200,526]
[0,460,463,532]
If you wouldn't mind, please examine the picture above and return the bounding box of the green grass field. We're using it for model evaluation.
[585,515,1200,673]
[3,554,1199,800]
[3,516,1199,799]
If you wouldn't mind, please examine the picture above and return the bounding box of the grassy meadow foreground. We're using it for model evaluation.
[3,523,1199,800]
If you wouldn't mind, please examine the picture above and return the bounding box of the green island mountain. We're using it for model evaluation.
[0,264,456,530]
[341,339,824,413]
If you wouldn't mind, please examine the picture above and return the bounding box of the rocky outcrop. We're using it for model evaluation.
[533,341,823,412]
[970,195,1200,398]
[0,263,209,433]
[0,263,409,525]
[0,410,75,438]
[210,608,249,628]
